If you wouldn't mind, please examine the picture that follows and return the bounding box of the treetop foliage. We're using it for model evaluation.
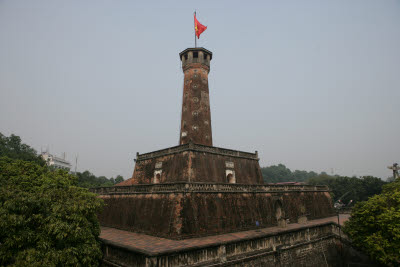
[0,131,125,189]
[307,174,386,203]
[262,164,386,204]
[76,171,124,188]
[343,179,400,266]
[0,157,104,266]
[261,164,319,183]
[0,133,45,166]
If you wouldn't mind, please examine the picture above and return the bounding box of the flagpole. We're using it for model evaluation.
[194,11,197,48]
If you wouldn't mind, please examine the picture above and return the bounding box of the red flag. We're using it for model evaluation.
[194,14,207,39]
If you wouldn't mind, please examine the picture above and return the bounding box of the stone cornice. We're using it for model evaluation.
[135,143,259,162]
[90,182,330,195]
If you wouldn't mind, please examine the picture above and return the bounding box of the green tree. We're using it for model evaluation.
[307,175,386,203]
[115,175,124,184]
[76,171,116,188]
[261,164,293,183]
[343,179,400,266]
[0,157,104,266]
[261,164,319,183]
[0,133,44,165]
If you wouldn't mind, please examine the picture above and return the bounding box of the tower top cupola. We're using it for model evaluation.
[179,47,213,72]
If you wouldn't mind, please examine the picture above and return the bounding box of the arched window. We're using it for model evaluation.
[154,173,160,184]
[227,173,235,183]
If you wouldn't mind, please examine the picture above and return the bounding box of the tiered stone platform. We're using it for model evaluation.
[92,46,358,266]
[119,143,264,185]
[100,215,351,266]
[93,183,335,240]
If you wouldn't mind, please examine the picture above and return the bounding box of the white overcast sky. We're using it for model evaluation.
[1,0,399,180]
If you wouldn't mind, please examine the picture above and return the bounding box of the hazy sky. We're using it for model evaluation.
[1,0,399,180]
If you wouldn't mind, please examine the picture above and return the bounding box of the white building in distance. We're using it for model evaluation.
[41,152,72,171]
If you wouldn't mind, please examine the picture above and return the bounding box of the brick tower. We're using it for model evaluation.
[179,48,213,146]
[118,47,264,185]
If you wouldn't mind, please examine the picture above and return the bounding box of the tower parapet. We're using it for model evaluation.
[179,48,213,146]
[180,47,212,70]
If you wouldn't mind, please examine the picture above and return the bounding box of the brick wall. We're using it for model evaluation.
[101,223,375,267]
[129,148,262,185]
[97,190,334,239]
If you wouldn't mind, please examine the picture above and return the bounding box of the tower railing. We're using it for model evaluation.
[90,182,329,195]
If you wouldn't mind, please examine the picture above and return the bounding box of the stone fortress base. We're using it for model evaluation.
[99,215,362,267]
[91,171,362,267]
[93,182,335,240]
[91,47,375,266]
[92,154,373,266]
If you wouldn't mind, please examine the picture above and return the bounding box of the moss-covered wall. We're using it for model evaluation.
[98,191,334,239]
[130,150,263,185]
[132,153,190,184]
[190,152,263,184]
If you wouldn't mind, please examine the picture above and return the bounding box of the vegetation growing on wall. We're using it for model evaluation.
[343,179,400,266]
[0,157,104,266]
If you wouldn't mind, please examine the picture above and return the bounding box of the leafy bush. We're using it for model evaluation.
[0,157,104,266]
[343,179,400,266]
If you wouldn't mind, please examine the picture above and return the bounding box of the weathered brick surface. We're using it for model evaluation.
[100,216,348,256]
[126,149,262,185]
[190,152,263,184]
[100,215,375,267]
[179,48,213,146]
[98,190,335,239]
[131,152,190,184]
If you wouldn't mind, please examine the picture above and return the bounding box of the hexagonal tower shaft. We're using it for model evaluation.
[179,48,213,146]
